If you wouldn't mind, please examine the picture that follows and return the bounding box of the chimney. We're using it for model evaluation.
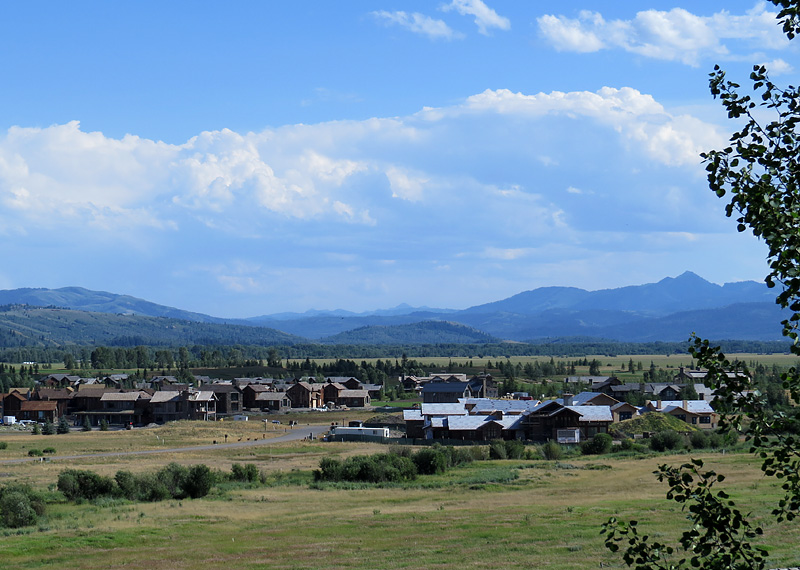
[563,393,574,406]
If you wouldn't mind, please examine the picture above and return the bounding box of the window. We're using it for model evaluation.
[619,412,632,421]
[231,393,239,401]
[691,417,697,424]
[699,416,711,424]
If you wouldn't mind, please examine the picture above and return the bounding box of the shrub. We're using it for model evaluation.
[115,470,139,500]
[99,419,109,432]
[0,490,37,528]
[82,416,92,432]
[580,433,613,456]
[42,447,56,455]
[540,441,563,460]
[184,465,215,499]
[488,440,508,460]
[31,423,41,435]
[649,430,684,452]
[27,449,42,457]
[41,421,55,436]
[157,463,189,499]
[0,441,7,450]
[504,439,526,459]
[413,448,448,475]
[231,463,259,483]
[690,430,709,449]
[315,453,417,483]
[57,469,115,501]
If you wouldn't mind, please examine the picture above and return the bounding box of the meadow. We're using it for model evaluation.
[1,422,798,569]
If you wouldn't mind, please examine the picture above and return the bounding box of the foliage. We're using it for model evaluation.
[99,419,109,431]
[57,416,70,434]
[0,484,44,529]
[412,448,448,475]
[580,433,612,455]
[31,423,40,435]
[602,460,767,569]
[183,464,215,499]
[57,469,115,501]
[82,416,92,432]
[489,439,526,460]
[0,441,6,450]
[648,430,684,453]
[605,3,800,567]
[230,463,260,483]
[59,464,215,503]
[314,453,418,483]
[41,420,55,435]
[540,441,563,460]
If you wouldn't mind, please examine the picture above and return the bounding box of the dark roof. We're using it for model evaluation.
[421,381,471,393]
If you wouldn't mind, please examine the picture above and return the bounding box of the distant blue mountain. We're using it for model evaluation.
[0,272,784,343]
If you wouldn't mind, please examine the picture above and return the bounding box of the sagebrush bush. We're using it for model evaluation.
[649,430,684,452]
[0,490,37,528]
[413,448,447,475]
[540,441,563,460]
[315,453,417,483]
[690,430,709,449]
[57,469,114,501]
[580,433,613,456]
[231,463,260,483]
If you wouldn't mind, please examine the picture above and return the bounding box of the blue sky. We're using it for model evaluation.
[0,1,795,317]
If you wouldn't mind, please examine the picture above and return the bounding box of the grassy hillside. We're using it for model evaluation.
[0,305,304,348]
[0,424,796,569]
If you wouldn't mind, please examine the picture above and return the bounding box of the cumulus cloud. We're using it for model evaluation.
[538,3,788,65]
[0,84,729,279]
[371,10,461,40]
[442,0,510,35]
[761,57,794,74]
[452,87,726,166]
[0,122,372,230]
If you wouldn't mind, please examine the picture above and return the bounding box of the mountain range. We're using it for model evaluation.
[0,272,787,345]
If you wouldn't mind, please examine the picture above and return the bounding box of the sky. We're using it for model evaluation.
[0,1,796,318]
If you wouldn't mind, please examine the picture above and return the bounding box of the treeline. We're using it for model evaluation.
[1,340,792,368]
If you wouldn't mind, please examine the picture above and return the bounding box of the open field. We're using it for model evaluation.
[1,423,798,569]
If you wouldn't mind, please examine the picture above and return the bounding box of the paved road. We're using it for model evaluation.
[0,424,330,466]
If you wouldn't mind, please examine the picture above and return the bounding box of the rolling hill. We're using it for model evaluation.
[0,272,787,345]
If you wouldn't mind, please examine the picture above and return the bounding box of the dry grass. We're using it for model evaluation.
[0,424,798,569]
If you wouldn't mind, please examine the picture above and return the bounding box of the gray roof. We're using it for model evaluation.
[255,392,289,401]
[150,391,182,403]
[467,398,541,414]
[565,405,613,422]
[403,409,423,421]
[651,400,716,414]
[100,392,147,402]
[420,403,468,416]
[421,381,471,393]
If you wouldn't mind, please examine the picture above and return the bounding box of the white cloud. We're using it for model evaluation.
[442,0,510,35]
[454,87,726,166]
[538,3,788,65]
[385,166,429,201]
[761,57,794,74]
[371,10,461,40]
[537,14,605,53]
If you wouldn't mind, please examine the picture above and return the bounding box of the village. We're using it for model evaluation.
[0,367,721,445]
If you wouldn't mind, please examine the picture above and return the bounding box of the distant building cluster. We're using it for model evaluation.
[0,374,381,427]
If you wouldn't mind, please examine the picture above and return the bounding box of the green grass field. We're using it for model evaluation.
[1,423,798,569]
